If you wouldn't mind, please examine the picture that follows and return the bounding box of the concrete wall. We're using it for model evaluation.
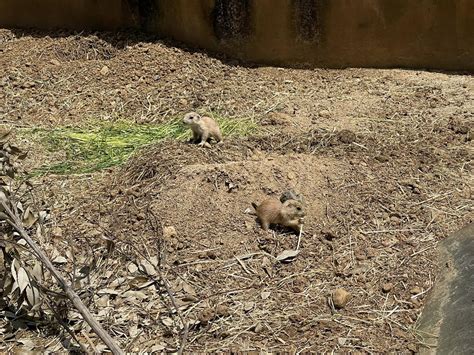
[1,0,473,71]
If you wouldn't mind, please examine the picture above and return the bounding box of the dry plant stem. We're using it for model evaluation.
[296,226,303,251]
[0,200,124,355]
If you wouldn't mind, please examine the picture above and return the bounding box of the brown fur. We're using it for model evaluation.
[280,190,304,204]
[252,198,305,232]
[183,112,223,147]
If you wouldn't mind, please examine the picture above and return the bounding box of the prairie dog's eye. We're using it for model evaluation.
[296,207,302,211]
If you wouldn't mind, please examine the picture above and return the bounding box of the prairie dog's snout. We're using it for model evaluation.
[252,198,305,232]
[183,111,223,147]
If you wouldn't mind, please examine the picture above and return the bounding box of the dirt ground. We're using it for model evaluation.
[1,29,473,353]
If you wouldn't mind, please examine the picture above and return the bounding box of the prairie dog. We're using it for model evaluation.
[183,112,222,147]
[280,190,304,204]
[252,198,305,232]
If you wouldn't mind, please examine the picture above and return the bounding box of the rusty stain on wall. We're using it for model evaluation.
[212,0,252,40]
[293,0,326,43]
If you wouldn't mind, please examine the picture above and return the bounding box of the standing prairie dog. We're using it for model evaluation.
[183,112,223,147]
[252,198,305,232]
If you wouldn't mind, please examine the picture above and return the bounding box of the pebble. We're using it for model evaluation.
[163,226,177,239]
[382,282,394,293]
[332,288,351,308]
[100,65,110,76]
[319,109,330,118]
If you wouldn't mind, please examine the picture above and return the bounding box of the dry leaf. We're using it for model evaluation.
[122,290,148,300]
[22,207,37,228]
[0,128,12,142]
[10,259,20,282]
[128,263,138,273]
[182,282,196,296]
[17,267,30,293]
[129,325,140,337]
[150,256,159,266]
[52,256,67,264]
[139,259,156,276]
[31,262,42,282]
[151,345,166,352]
[96,295,109,307]
[25,285,41,309]
[276,249,300,262]
[136,280,155,290]
[17,338,35,349]
[161,317,173,327]
[98,288,120,295]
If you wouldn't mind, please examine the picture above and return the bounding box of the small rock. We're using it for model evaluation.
[319,109,330,118]
[243,301,254,312]
[410,286,422,295]
[51,226,63,237]
[332,288,351,309]
[338,337,347,346]
[382,282,394,293]
[254,323,264,333]
[163,226,177,240]
[50,59,60,66]
[287,171,296,180]
[100,65,110,76]
[382,238,397,247]
[244,221,254,230]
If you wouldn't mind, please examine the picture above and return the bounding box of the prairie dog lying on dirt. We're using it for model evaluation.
[280,190,304,204]
[183,112,222,147]
[252,198,305,232]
